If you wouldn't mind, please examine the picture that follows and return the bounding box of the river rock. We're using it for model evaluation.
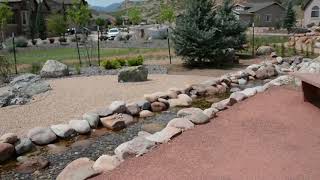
[142,123,165,134]
[40,60,69,78]
[238,78,247,85]
[151,102,167,112]
[50,124,75,138]
[144,92,168,102]
[166,118,194,131]
[255,65,277,79]
[95,108,113,118]
[139,110,154,118]
[57,157,100,180]
[100,114,127,131]
[83,112,100,128]
[118,66,148,82]
[146,126,182,143]
[230,87,241,93]
[93,155,121,172]
[27,127,57,145]
[211,99,230,111]
[69,120,91,134]
[205,86,219,95]
[230,92,247,103]
[16,157,49,173]
[126,103,140,116]
[203,108,218,118]
[115,135,155,160]
[0,143,14,163]
[241,88,257,97]
[177,94,192,104]
[298,61,320,73]
[0,133,18,144]
[109,101,126,114]
[177,108,210,124]
[15,138,33,155]
[136,100,151,110]
[177,107,204,117]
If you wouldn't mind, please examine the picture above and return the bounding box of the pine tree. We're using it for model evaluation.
[36,2,47,40]
[283,1,296,32]
[172,0,246,66]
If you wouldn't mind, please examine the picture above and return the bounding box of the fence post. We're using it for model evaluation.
[252,23,255,57]
[12,33,17,74]
[75,28,81,66]
[97,26,101,66]
[167,28,172,64]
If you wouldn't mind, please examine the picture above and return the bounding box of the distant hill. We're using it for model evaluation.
[90,2,122,13]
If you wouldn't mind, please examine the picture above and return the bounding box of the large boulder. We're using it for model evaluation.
[118,66,148,83]
[298,61,320,73]
[256,46,275,56]
[40,60,69,78]
[57,158,100,180]
[0,143,14,163]
[27,127,57,145]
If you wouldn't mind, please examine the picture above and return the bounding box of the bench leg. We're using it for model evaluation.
[302,81,320,107]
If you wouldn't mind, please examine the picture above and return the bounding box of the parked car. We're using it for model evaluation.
[107,28,120,40]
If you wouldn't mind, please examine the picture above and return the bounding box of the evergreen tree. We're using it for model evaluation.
[36,2,47,40]
[283,1,296,32]
[0,2,13,43]
[172,0,246,66]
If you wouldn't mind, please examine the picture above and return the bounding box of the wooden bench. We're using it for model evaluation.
[293,73,320,108]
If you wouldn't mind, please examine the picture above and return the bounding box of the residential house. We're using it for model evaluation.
[0,0,87,37]
[303,0,320,27]
[233,1,286,27]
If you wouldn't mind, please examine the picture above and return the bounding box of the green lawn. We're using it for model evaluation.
[5,47,162,65]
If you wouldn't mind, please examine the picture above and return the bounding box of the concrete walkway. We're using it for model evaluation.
[94,87,320,180]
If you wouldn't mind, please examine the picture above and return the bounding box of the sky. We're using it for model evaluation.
[87,0,123,7]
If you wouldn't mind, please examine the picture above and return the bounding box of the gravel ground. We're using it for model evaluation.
[0,74,210,136]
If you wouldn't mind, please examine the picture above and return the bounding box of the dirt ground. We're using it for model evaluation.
[94,86,320,180]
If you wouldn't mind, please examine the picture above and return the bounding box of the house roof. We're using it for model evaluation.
[234,1,285,15]
[0,0,23,2]
[302,0,313,10]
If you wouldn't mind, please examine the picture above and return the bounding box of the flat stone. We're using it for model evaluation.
[27,127,57,145]
[109,101,126,114]
[69,120,91,134]
[146,126,182,143]
[0,143,14,163]
[95,108,113,118]
[0,133,18,144]
[166,118,194,131]
[100,114,128,131]
[115,135,155,160]
[139,110,154,118]
[15,138,33,155]
[93,155,121,172]
[15,157,49,174]
[57,157,100,180]
[50,124,75,138]
[83,112,100,129]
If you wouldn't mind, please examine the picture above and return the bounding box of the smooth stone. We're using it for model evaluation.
[230,87,241,93]
[15,138,33,155]
[69,120,91,134]
[0,133,18,144]
[15,157,49,174]
[211,99,230,111]
[50,124,75,138]
[93,155,121,172]
[115,135,155,160]
[230,92,247,103]
[0,143,14,163]
[177,108,204,117]
[241,88,258,97]
[83,112,100,128]
[166,118,194,131]
[95,108,113,118]
[57,158,100,180]
[146,126,182,143]
[142,123,165,134]
[144,92,168,102]
[109,101,127,114]
[126,103,140,116]
[139,110,154,118]
[151,102,167,112]
[100,114,127,131]
[177,94,192,105]
[203,108,218,118]
[40,60,69,78]
[238,78,247,85]
[27,127,57,145]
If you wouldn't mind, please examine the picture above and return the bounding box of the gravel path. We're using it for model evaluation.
[0,75,210,136]
[94,87,320,180]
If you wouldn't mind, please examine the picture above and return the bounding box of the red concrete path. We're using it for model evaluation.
[94,87,320,180]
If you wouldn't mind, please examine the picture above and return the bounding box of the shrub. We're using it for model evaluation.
[101,59,121,69]
[71,36,81,42]
[127,55,144,66]
[116,58,126,66]
[58,37,67,43]
[0,55,11,81]
[49,38,55,44]
[75,64,81,75]
[31,39,37,45]
[30,62,41,74]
